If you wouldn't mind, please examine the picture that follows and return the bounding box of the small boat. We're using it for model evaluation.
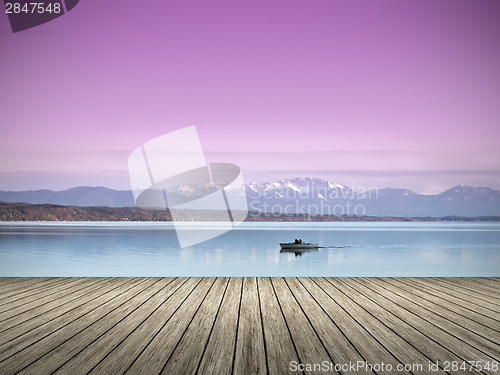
[279,242,319,250]
[280,241,319,257]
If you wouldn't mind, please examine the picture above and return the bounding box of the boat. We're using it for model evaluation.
[279,242,319,250]
[280,241,319,257]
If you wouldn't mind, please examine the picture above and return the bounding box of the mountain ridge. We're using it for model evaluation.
[1,179,499,217]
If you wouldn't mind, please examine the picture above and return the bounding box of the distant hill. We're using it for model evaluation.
[0,186,135,207]
[0,202,170,222]
[1,202,498,222]
[1,179,499,217]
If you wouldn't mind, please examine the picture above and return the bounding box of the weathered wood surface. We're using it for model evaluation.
[1,278,499,375]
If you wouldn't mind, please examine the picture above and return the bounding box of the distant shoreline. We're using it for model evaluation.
[1,201,498,222]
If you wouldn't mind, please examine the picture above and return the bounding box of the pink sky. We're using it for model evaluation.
[1,0,499,193]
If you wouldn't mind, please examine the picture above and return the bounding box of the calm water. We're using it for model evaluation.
[0,222,499,277]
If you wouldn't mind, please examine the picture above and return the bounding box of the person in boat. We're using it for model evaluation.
[299,239,303,244]
[294,239,300,244]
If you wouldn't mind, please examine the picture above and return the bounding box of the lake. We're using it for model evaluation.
[0,221,499,277]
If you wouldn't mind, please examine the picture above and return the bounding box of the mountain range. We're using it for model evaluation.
[1,178,499,217]
[245,178,500,217]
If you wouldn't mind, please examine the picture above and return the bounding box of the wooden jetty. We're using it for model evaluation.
[0,277,499,374]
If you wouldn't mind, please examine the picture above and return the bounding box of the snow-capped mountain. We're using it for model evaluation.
[245,179,500,217]
[246,178,355,204]
[1,179,499,217]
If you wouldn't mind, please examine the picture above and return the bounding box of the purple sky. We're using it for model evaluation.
[1,0,499,193]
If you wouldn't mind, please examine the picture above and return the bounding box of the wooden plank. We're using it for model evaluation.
[257,277,300,375]
[0,278,109,326]
[0,278,67,303]
[286,278,372,375]
[89,278,204,375]
[372,278,500,356]
[423,278,500,309]
[338,278,484,375]
[333,278,479,375]
[0,277,44,293]
[453,277,500,291]
[271,277,336,375]
[300,277,408,374]
[0,277,30,286]
[317,278,422,375]
[358,278,500,368]
[473,277,500,288]
[51,278,183,375]
[124,278,215,375]
[0,277,498,375]
[1,278,158,375]
[481,277,500,286]
[0,278,121,347]
[466,277,500,290]
[0,278,102,312]
[386,278,500,338]
[404,278,500,321]
[470,277,500,298]
[433,278,500,301]
[0,277,94,314]
[161,278,229,374]
[196,277,242,375]
[0,278,138,361]
[0,277,57,293]
[14,278,169,375]
[233,277,267,375]
[398,278,500,321]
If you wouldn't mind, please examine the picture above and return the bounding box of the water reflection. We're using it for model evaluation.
[280,248,319,257]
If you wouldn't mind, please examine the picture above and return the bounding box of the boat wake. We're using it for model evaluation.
[318,245,351,249]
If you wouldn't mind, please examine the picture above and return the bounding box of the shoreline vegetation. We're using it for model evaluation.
[0,201,498,222]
